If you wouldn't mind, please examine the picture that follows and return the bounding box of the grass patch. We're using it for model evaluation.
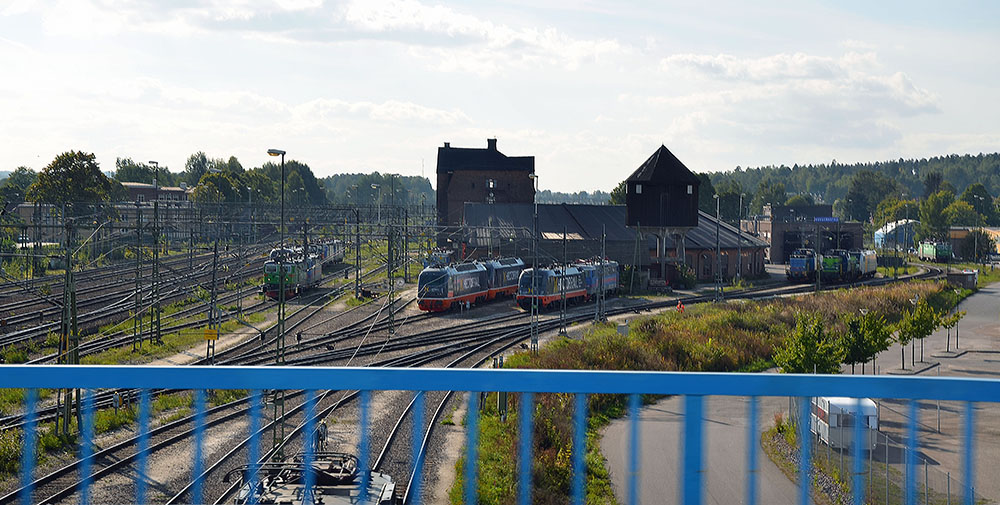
[452,280,960,504]
[82,312,266,365]
[0,390,194,477]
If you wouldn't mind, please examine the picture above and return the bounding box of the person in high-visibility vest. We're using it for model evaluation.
[677,300,684,313]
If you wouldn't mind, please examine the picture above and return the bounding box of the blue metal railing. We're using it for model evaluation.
[3,364,999,505]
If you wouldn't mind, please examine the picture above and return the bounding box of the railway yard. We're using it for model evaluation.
[0,218,981,505]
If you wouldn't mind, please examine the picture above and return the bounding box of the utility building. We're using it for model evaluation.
[624,145,700,280]
[436,139,535,246]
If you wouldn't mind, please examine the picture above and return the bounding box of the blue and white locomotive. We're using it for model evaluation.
[516,259,619,310]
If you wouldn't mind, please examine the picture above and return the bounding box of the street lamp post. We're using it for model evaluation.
[528,173,539,352]
[737,192,744,279]
[714,194,722,301]
[267,148,287,458]
[149,160,161,343]
[371,184,381,226]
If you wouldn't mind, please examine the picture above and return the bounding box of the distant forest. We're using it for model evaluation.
[707,153,1000,212]
[320,173,433,207]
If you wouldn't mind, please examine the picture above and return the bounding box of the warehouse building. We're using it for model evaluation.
[461,202,767,284]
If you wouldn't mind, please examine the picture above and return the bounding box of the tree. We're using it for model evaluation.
[843,311,892,374]
[696,173,716,214]
[0,166,37,203]
[785,194,814,207]
[922,171,943,199]
[940,310,965,352]
[183,151,210,185]
[873,197,918,229]
[844,170,902,222]
[944,200,982,227]
[774,313,845,374]
[609,180,626,205]
[895,298,940,369]
[26,151,124,207]
[960,182,995,224]
[960,229,994,262]
[114,157,155,184]
[917,190,954,241]
[197,171,242,202]
[750,178,786,215]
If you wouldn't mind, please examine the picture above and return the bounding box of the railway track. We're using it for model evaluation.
[0,264,946,503]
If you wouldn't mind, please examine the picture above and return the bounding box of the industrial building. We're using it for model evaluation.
[740,204,864,264]
[461,203,767,284]
[874,219,918,250]
[436,139,535,245]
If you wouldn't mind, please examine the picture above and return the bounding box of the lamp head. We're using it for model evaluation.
[267,149,286,156]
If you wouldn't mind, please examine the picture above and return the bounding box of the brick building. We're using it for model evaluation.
[436,139,534,245]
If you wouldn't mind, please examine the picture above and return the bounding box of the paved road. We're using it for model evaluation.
[602,279,1000,505]
[602,395,798,505]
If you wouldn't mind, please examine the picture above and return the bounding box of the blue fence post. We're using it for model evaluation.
[80,389,94,505]
[192,389,206,505]
[682,395,704,505]
[571,393,587,505]
[906,400,918,505]
[359,390,371,502]
[463,392,481,505]
[248,389,262,505]
[628,393,641,505]
[518,392,535,505]
[852,398,864,505]
[798,397,811,505]
[746,396,758,505]
[19,388,37,505]
[964,401,975,505]
[303,390,317,504]
[411,391,425,505]
[135,389,151,505]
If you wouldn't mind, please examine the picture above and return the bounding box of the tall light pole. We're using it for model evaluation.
[266,148,287,459]
[246,186,253,244]
[528,173,539,353]
[371,183,381,226]
[737,192,745,279]
[714,194,722,301]
[149,160,161,343]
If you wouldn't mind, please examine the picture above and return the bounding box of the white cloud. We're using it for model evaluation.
[337,0,624,75]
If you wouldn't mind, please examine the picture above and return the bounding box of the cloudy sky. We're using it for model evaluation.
[2,1,999,192]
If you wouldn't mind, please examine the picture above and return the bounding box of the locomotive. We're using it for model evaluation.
[263,247,322,300]
[819,249,877,283]
[786,248,817,282]
[918,241,952,262]
[310,240,345,265]
[416,262,487,312]
[416,257,526,312]
[516,260,619,310]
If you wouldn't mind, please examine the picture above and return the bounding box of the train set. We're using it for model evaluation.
[417,256,620,312]
[786,248,878,283]
[262,240,345,300]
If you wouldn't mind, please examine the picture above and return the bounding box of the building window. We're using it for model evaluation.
[687,185,693,194]
[635,184,642,194]
[701,254,711,278]
[138,195,145,203]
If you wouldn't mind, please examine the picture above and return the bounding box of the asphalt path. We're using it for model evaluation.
[602,277,1000,505]
[602,395,797,505]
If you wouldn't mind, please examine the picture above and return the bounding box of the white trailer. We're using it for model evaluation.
[810,397,878,450]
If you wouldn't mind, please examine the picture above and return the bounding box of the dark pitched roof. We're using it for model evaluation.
[436,144,534,173]
[626,144,699,184]
[463,203,767,250]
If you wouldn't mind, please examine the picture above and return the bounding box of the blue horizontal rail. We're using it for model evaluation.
[3,365,995,505]
[4,365,1000,400]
